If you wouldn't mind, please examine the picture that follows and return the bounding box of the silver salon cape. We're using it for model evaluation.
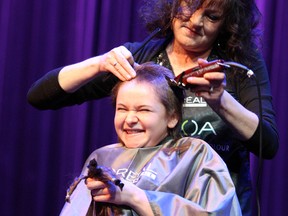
[60,137,241,215]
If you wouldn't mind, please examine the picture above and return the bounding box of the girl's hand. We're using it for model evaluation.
[85,178,154,215]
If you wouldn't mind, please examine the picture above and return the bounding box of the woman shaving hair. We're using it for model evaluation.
[28,1,279,215]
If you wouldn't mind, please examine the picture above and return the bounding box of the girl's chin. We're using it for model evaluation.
[124,143,144,148]
[124,139,147,148]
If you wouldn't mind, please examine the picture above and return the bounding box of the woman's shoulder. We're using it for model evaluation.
[123,37,170,56]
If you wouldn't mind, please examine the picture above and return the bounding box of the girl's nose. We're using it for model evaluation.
[125,111,138,124]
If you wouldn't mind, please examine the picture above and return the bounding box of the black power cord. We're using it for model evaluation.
[224,62,263,216]
[253,75,263,216]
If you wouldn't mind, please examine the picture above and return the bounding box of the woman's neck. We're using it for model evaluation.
[166,41,212,76]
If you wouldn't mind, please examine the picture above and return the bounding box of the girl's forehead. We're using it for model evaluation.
[118,81,161,101]
[119,80,156,94]
[116,81,164,106]
[122,79,152,88]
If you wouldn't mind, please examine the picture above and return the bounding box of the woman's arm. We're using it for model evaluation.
[27,46,136,110]
[187,57,279,158]
[58,46,136,93]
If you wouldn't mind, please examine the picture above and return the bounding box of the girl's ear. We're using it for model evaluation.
[167,113,179,129]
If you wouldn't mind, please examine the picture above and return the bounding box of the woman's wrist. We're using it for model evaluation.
[212,91,259,139]
[58,56,101,92]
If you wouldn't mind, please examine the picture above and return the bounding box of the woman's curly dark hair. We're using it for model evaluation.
[139,0,262,67]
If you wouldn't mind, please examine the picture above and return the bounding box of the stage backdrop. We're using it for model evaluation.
[1,0,287,215]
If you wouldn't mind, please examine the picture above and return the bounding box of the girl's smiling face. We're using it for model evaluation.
[114,81,178,148]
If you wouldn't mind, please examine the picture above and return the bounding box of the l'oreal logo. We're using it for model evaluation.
[183,96,207,107]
